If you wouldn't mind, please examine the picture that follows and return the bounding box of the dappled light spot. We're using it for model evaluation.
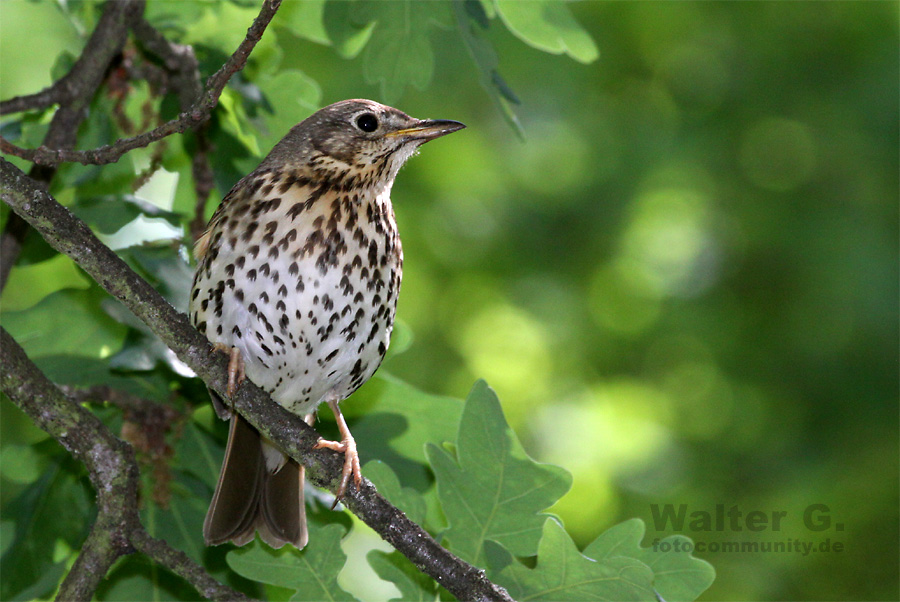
[536,382,675,539]
[620,186,721,298]
[503,120,594,200]
[457,303,552,426]
[536,383,673,472]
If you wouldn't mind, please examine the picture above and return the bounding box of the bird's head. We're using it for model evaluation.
[264,99,465,185]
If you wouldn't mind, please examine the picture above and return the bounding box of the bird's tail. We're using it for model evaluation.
[203,413,308,549]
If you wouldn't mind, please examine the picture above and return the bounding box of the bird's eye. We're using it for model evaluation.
[355,113,379,133]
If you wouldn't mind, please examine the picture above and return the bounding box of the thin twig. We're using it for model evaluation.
[189,139,216,242]
[62,383,184,506]
[0,0,282,168]
[0,81,74,116]
[131,18,202,100]
[1,156,514,602]
[130,16,215,241]
[131,531,253,601]
[0,0,145,293]
[62,383,172,415]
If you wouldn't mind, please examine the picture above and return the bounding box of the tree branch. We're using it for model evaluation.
[1,158,513,601]
[0,327,254,602]
[56,517,130,602]
[0,80,74,116]
[0,0,145,293]
[131,530,253,601]
[131,17,203,105]
[62,383,175,415]
[0,0,282,168]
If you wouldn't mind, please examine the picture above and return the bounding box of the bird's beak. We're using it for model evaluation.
[386,119,466,142]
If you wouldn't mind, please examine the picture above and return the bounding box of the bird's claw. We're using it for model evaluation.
[314,434,361,507]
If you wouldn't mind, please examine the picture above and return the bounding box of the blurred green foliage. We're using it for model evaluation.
[1,0,897,600]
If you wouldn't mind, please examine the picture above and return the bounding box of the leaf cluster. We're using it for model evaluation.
[0,1,717,600]
[226,381,715,601]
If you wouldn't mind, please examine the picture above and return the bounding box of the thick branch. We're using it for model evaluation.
[56,519,129,602]
[1,159,513,602]
[0,328,129,478]
[0,328,254,602]
[0,0,282,168]
[39,0,146,154]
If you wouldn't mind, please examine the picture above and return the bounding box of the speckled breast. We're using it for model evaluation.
[190,169,403,415]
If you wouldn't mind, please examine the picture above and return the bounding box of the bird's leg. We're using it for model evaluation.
[314,398,361,507]
[212,343,245,399]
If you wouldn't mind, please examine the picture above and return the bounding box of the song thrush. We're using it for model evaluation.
[190,99,464,548]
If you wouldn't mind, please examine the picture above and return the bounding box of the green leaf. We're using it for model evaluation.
[452,0,524,137]
[384,319,413,361]
[103,302,194,375]
[322,1,377,59]
[54,95,137,196]
[488,519,656,601]
[346,373,462,491]
[0,253,89,312]
[227,524,358,601]
[0,444,49,485]
[0,455,92,601]
[183,2,264,57]
[118,244,194,311]
[71,194,182,235]
[173,418,224,490]
[208,101,259,192]
[363,460,426,524]
[356,1,454,103]
[0,520,12,557]
[4,562,67,602]
[1,288,127,359]
[493,0,599,63]
[141,472,209,564]
[584,519,715,602]
[279,0,330,45]
[367,550,438,602]
[425,380,571,565]
[218,88,262,158]
[0,395,49,449]
[255,69,322,151]
[33,355,175,403]
[228,73,275,119]
[102,244,195,375]
[96,554,199,602]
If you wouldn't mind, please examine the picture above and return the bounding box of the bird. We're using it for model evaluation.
[190,99,464,549]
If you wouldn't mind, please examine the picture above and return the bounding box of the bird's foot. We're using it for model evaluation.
[314,398,361,507]
[212,343,245,399]
[314,433,361,508]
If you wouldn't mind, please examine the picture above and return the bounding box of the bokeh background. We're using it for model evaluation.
[2,1,897,600]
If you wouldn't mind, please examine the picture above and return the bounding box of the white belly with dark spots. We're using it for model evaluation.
[192,224,400,415]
